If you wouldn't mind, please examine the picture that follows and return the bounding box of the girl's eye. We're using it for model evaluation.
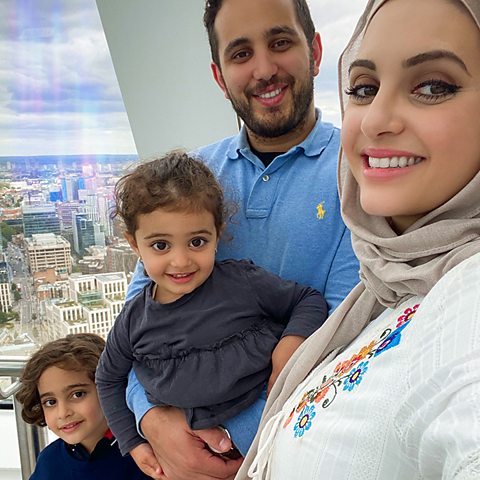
[189,237,207,248]
[344,84,378,104]
[412,79,460,103]
[42,399,56,407]
[72,391,86,400]
[152,241,169,252]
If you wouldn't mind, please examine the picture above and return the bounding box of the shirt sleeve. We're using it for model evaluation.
[396,255,480,479]
[323,226,359,315]
[126,369,155,436]
[126,260,150,301]
[96,306,145,455]
[244,261,328,339]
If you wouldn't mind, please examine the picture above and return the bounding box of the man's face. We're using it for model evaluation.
[211,0,321,139]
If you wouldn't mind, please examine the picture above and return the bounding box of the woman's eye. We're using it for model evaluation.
[345,84,378,103]
[412,79,460,102]
[190,238,206,248]
[152,241,169,252]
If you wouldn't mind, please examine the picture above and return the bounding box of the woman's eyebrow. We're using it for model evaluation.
[403,49,470,74]
[348,59,376,74]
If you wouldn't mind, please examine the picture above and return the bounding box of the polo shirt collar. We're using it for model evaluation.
[226,109,334,161]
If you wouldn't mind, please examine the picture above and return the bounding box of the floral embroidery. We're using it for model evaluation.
[284,302,421,438]
[343,361,369,392]
[396,304,420,328]
[293,405,316,438]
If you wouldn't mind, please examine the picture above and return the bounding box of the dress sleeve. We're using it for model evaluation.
[96,305,145,455]
[244,261,328,338]
[395,255,480,478]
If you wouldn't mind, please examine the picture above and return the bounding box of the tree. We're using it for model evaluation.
[0,311,19,325]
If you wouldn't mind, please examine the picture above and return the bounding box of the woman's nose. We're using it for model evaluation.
[360,89,405,139]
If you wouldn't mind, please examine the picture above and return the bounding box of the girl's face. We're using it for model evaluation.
[342,0,480,233]
[126,208,218,304]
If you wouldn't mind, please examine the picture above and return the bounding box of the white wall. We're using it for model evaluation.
[95,1,239,159]
[0,409,21,479]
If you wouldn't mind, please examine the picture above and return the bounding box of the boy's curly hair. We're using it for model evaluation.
[15,333,105,427]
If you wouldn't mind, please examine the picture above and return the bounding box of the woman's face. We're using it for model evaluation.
[342,0,480,233]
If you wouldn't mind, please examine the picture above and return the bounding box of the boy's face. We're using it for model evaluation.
[38,366,107,453]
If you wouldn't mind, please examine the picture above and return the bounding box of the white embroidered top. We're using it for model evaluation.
[251,252,480,480]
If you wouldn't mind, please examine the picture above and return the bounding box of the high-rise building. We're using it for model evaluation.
[0,258,12,313]
[57,201,83,231]
[72,212,105,255]
[22,203,61,238]
[60,176,80,202]
[105,243,138,275]
[25,233,72,275]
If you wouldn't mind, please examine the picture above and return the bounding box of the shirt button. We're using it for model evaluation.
[262,174,270,182]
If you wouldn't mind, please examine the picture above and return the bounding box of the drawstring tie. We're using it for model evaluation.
[247,411,284,480]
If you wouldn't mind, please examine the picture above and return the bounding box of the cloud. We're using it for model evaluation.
[0,0,369,156]
[310,0,369,126]
[0,0,135,156]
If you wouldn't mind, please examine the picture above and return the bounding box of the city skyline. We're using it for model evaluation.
[0,1,368,157]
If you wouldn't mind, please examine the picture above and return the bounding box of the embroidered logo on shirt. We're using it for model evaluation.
[316,202,326,219]
[283,303,421,437]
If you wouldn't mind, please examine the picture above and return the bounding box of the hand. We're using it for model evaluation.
[140,406,243,480]
[268,335,305,395]
[130,442,164,479]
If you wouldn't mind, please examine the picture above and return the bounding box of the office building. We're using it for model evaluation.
[22,203,61,237]
[25,233,72,275]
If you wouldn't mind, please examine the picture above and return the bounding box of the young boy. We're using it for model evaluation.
[16,333,151,479]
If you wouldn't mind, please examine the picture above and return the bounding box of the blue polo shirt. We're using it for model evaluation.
[127,110,359,313]
[123,111,360,433]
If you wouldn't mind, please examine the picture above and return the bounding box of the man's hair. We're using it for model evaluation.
[15,333,105,427]
[204,0,316,67]
[113,150,229,237]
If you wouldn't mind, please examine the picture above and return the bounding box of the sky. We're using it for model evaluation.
[0,0,368,157]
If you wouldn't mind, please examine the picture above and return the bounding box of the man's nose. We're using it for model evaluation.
[252,49,278,82]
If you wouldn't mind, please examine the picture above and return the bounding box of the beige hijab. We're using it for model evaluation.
[238,0,480,477]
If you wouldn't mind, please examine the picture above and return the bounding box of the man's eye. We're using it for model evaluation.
[152,241,168,252]
[271,39,290,50]
[232,50,251,62]
[190,238,206,248]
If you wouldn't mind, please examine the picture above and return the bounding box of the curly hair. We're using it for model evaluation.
[15,333,105,427]
[113,150,229,237]
[204,0,316,68]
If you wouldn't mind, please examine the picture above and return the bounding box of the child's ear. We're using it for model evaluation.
[125,232,140,257]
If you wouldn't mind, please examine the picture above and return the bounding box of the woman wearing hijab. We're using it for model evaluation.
[237,0,480,478]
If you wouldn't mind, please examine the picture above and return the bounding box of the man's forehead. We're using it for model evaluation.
[214,0,301,48]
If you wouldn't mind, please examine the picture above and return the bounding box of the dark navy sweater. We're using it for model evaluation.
[29,437,149,479]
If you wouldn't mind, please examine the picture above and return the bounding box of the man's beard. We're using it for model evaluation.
[226,63,315,139]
